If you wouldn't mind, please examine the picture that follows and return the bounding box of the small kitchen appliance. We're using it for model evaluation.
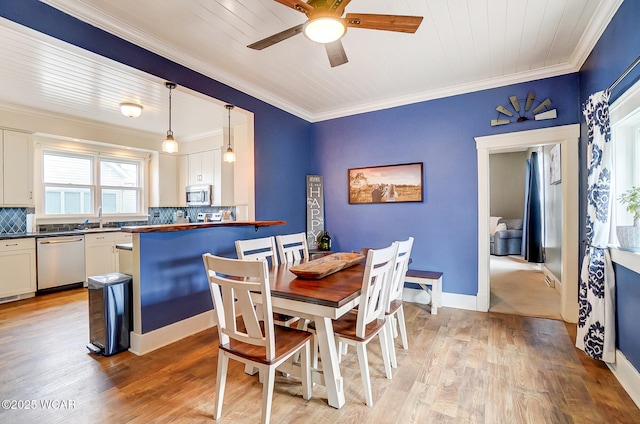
[185,185,212,206]
[196,212,221,223]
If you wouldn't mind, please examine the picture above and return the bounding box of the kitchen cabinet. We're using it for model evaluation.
[0,238,36,300]
[85,231,132,283]
[188,150,215,185]
[0,130,33,206]
[179,148,225,205]
[149,153,178,207]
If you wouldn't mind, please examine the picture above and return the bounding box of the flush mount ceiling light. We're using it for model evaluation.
[162,82,178,154]
[303,14,346,44]
[490,93,557,126]
[223,104,236,163]
[119,102,143,118]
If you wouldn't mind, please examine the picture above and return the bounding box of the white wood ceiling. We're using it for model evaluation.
[0,0,623,138]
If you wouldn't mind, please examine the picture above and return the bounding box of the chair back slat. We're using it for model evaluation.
[357,243,398,338]
[387,237,414,309]
[202,253,275,359]
[276,232,309,263]
[235,236,279,267]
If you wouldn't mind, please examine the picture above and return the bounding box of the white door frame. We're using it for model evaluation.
[475,124,580,323]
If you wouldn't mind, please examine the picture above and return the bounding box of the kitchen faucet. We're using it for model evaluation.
[98,206,103,228]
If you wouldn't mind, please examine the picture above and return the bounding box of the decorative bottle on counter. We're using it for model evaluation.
[318,231,331,251]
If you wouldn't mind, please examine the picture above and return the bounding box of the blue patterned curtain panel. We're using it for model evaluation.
[576,90,616,363]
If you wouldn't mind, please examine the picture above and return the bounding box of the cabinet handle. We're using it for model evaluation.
[29,191,33,200]
[4,243,18,247]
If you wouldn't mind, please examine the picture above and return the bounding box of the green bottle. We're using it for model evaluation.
[319,231,331,251]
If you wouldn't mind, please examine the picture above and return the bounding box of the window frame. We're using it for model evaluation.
[609,78,640,246]
[35,138,149,223]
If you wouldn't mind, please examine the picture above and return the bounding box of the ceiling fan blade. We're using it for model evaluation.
[345,13,423,33]
[247,24,304,50]
[274,0,314,14]
[325,40,348,67]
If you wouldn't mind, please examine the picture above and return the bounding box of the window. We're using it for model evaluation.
[611,79,640,233]
[42,150,142,216]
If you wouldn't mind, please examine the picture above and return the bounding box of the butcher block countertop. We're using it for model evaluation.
[120,220,286,233]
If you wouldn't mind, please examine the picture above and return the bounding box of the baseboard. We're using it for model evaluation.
[129,310,216,356]
[607,349,640,409]
[403,287,477,311]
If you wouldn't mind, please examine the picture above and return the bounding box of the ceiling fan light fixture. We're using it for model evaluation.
[303,16,346,44]
[119,102,143,118]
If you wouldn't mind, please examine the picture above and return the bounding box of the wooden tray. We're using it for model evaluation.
[289,252,365,279]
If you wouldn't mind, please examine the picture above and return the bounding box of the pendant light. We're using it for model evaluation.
[162,82,179,153]
[223,104,236,163]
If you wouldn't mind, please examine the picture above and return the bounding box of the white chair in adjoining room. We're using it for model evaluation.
[329,243,398,407]
[275,232,309,264]
[385,237,414,368]
[202,253,312,424]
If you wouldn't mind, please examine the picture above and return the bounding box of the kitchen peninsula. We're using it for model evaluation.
[120,220,285,355]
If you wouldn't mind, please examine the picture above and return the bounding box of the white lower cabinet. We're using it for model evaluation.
[0,238,36,300]
[84,232,132,282]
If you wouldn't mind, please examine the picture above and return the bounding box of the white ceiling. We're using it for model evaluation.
[0,0,623,140]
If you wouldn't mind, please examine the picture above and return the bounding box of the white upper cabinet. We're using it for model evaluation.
[188,150,215,185]
[1,130,34,206]
[149,153,178,207]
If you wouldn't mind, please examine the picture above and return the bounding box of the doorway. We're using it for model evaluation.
[475,125,580,323]
[488,148,562,319]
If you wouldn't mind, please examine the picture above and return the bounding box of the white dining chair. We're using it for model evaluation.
[236,236,299,329]
[385,237,414,368]
[329,243,398,407]
[202,253,312,424]
[235,236,279,267]
[275,232,309,263]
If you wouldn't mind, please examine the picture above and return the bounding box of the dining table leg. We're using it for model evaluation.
[313,316,345,409]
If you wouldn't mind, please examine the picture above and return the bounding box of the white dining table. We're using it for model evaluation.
[257,260,366,409]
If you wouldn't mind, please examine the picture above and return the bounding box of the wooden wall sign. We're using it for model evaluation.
[306,175,324,250]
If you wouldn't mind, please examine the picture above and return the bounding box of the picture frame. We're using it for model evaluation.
[348,162,423,204]
[549,144,561,184]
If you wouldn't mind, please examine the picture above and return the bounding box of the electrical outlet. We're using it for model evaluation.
[153,211,160,217]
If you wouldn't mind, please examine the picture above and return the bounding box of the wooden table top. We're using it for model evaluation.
[120,220,286,233]
[268,261,365,308]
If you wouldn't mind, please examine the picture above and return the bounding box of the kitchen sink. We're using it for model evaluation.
[76,227,122,232]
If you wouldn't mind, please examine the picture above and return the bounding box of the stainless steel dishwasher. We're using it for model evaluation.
[37,235,86,290]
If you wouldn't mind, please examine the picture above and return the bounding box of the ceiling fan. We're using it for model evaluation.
[247,0,424,67]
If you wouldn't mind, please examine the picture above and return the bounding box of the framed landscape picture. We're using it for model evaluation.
[348,162,423,204]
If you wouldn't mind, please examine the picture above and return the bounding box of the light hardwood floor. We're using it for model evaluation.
[0,288,638,423]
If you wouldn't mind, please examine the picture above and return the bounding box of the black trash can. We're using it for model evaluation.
[86,272,132,356]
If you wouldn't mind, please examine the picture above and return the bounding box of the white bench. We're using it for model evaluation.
[405,270,443,315]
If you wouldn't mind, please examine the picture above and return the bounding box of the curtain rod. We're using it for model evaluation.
[607,54,640,94]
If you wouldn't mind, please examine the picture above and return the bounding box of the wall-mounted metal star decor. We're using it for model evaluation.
[491,92,557,126]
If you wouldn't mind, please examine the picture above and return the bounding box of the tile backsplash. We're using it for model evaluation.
[0,208,31,233]
[0,206,235,233]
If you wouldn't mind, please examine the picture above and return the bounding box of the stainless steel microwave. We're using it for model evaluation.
[186,185,212,206]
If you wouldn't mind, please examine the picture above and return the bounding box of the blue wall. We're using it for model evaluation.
[312,76,580,295]
[578,0,640,370]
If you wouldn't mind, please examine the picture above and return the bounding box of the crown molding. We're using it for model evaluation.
[35,0,627,124]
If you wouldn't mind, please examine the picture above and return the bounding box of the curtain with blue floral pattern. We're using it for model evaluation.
[576,90,616,363]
